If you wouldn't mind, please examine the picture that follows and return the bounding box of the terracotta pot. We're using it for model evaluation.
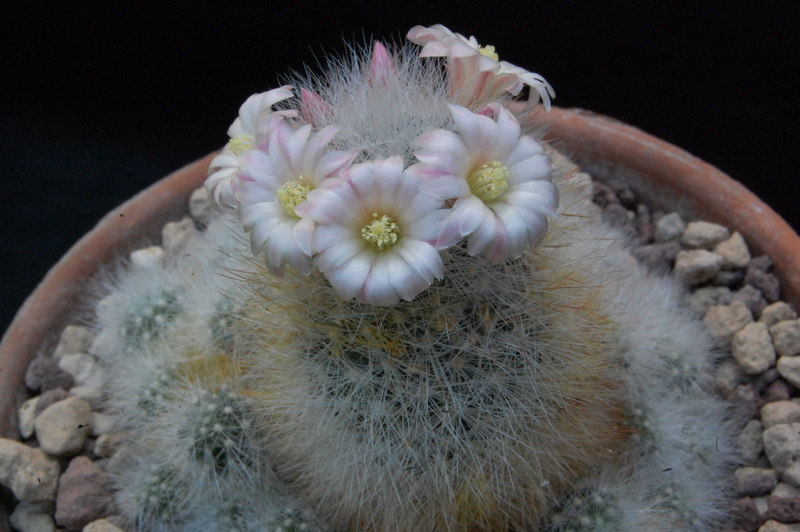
[1,106,798,450]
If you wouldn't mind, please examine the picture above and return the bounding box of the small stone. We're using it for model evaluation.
[162,216,202,255]
[55,457,112,531]
[715,231,752,269]
[733,497,764,531]
[674,249,723,284]
[759,520,800,532]
[738,419,765,465]
[734,285,767,316]
[732,322,777,375]
[635,203,653,242]
[712,268,746,287]
[24,357,74,392]
[704,300,754,346]
[9,501,56,532]
[189,187,212,224]
[761,303,798,327]
[129,246,165,268]
[751,255,776,272]
[777,357,800,389]
[83,518,126,532]
[689,286,733,315]
[52,325,95,359]
[18,396,40,439]
[607,179,637,209]
[654,212,686,242]
[748,267,782,303]
[632,241,682,270]
[771,319,800,357]
[763,423,800,486]
[34,396,93,456]
[34,388,69,415]
[737,467,778,497]
[765,380,793,403]
[762,401,800,429]
[731,384,762,420]
[0,438,60,502]
[58,353,107,407]
[766,496,800,523]
[774,483,800,498]
[681,220,731,249]
[603,202,630,227]
[592,180,617,208]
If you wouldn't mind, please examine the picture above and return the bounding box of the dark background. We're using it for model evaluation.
[2,1,798,336]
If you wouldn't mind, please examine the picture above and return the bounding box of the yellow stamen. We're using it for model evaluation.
[467,161,509,202]
[361,213,400,250]
[227,134,254,156]
[277,177,311,217]
[478,45,499,62]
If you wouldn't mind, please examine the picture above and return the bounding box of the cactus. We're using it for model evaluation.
[90,24,736,531]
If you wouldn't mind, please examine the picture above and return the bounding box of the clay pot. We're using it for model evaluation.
[1,106,798,446]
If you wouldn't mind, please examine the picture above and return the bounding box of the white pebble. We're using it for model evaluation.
[731,322,776,375]
[763,422,800,487]
[34,397,93,456]
[674,249,723,285]
[714,231,751,269]
[0,438,60,503]
[770,319,800,357]
[681,220,731,249]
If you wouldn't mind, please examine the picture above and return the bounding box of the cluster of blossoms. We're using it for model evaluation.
[206,24,558,306]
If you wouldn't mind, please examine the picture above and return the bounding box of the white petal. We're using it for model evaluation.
[325,251,374,300]
[405,208,448,244]
[292,217,316,257]
[316,238,365,271]
[287,124,313,169]
[490,107,521,158]
[465,211,497,256]
[504,184,559,217]
[456,196,488,236]
[506,135,545,166]
[315,149,358,182]
[311,224,352,253]
[397,239,444,285]
[359,258,400,306]
[507,154,552,185]
[298,185,357,225]
[420,175,470,200]
[490,203,528,258]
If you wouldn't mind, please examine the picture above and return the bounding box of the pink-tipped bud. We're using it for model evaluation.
[368,41,397,85]
[299,88,332,127]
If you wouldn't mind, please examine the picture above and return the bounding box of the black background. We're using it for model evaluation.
[2,1,799,336]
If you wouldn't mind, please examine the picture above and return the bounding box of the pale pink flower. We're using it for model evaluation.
[206,86,296,210]
[236,119,357,275]
[409,104,558,262]
[295,156,447,306]
[407,24,554,110]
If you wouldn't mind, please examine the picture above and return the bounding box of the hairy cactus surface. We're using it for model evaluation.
[90,24,736,531]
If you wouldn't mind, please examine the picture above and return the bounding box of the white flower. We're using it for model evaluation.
[295,156,447,306]
[236,119,357,275]
[407,24,554,110]
[409,104,558,262]
[205,86,296,210]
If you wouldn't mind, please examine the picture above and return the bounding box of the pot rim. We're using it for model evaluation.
[2,108,798,440]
